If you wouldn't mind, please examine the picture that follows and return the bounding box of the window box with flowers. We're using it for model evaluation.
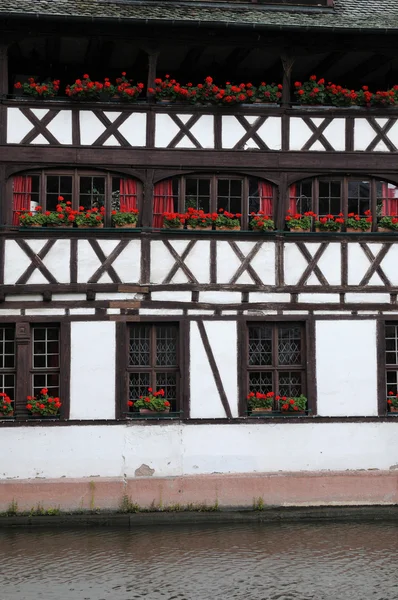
[186,208,213,230]
[378,216,398,233]
[14,78,60,99]
[249,213,275,232]
[315,214,345,232]
[294,76,327,106]
[0,393,14,418]
[279,395,307,415]
[247,391,274,414]
[75,207,105,228]
[253,82,282,104]
[26,388,62,419]
[215,209,241,231]
[285,211,316,232]
[46,197,77,228]
[17,206,47,228]
[162,212,185,229]
[128,388,171,417]
[111,208,139,228]
[114,73,144,102]
[345,211,372,232]
[148,75,181,103]
[387,392,398,413]
[66,74,104,100]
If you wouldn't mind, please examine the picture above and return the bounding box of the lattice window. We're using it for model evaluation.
[385,323,398,402]
[347,180,371,217]
[319,180,341,216]
[246,323,306,401]
[127,324,179,412]
[0,326,16,401]
[31,325,60,397]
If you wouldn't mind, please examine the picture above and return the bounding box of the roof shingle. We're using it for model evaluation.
[0,0,397,31]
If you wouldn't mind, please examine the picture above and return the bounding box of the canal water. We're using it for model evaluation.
[1,520,398,599]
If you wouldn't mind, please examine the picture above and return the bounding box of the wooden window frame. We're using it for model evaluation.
[115,320,187,420]
[10,170,143,227]
[238,318,316,417]
[0,325,16,404]
[10,321,70,419]
[289,176,386,231]
[174,174,276,226]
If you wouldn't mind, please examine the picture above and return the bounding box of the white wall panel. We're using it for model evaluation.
[70,322,116,419]
[2,421,398,479]
[316,320,378,416]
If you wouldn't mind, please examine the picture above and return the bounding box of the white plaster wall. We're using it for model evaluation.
[70,322,116,420]
[1,421,398,479]
[316,320,378,417]
[190,321,238,418]
[7,108,34,143]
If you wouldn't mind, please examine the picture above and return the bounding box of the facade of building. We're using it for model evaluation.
[1,0,398,512]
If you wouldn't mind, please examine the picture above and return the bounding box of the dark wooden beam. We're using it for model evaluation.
[281,53,294,107]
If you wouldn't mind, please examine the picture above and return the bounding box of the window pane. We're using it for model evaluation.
[156,326,177,367]
[185,178,210,212]
[32,373,59,397]
[0,373,15,401]
[279,371,303,397]
[249,372,273,393]
[156,372,177,402]
[385,324,398,365]
[278,326,302,365]
[32,327,60,369]
[46,175,72,211]
[319,180,341,215]
[129,372,150,401]
[248,326,272,366]
[377,181,398,217]
[387,370,398,395]
[79,176,105,210]
[0,327,15,370]
[129,325,151,366]
[217,179,242,213]
[348,180,370,215]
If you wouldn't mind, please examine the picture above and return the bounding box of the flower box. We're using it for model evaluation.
[77,223,104,228]
[114,223,137,229]
[315,227,341,233]
[251,407,272,414]
[288,227,310,233]
[139,408,170,415]
[216,226,241,231]
[187,225,213,231]
[377,227,394,233]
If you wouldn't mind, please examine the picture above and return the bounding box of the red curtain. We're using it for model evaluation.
[13,176,32,225]
[120,178,137,211]
[259,182,273,216]
[289,184,297,213]
[153,180,174,228]
[382,183,398,216]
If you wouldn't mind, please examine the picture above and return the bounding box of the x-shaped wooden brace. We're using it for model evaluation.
[301,118,334,151]
[20,108,61,145]
[228,241,263,285]
[296,242,329,286]
[162,240,199,284]
[87,239,130,283]
[365,118,397,152]
[233,116,270,150]
[15,239,58,284]
[91,110,132,147]
[167,114,203,148]
[358,243,391,286]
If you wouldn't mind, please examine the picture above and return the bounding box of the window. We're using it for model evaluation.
[245,322,306,408]
[0,322,68,419]
[153,175,274,227]
[31,325,60,397]
[12,171,140,225]
[289,177,398,228]
[0,326,16,402]
[125,323,180,415]
[385,323,398,398]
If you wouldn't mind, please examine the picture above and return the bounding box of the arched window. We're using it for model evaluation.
[289,176,398,222]
[11,170,141,225]
[152,174,275,227]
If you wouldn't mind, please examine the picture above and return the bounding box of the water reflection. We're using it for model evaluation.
[1,521,398,599]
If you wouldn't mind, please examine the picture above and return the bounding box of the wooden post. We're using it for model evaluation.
[281,53,295,108]
[146,49,159,100]
[0,43,8,95]
[142,169,155,228]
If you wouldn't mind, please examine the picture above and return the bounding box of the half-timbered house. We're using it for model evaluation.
[1,0,398,511]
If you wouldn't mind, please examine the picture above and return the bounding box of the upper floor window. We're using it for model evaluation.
[12,171,140,226]
[289,177,398,225]
[153,175,274,227]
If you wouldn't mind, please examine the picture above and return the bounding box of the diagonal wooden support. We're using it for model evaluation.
[296,242,329,286]
[87,239,126,283]
[162,239,198,284]
[15,239,58,284]
[301,117,334,151]
[168,114,202,148]
[228,241,263,285]
[233,115,269,150]
[91,110,131,146]
[359,243,391,286]
[366,118,397,152]
[20,108,60,145]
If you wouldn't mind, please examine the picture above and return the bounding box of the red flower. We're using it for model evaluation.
[128,400,134,407]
